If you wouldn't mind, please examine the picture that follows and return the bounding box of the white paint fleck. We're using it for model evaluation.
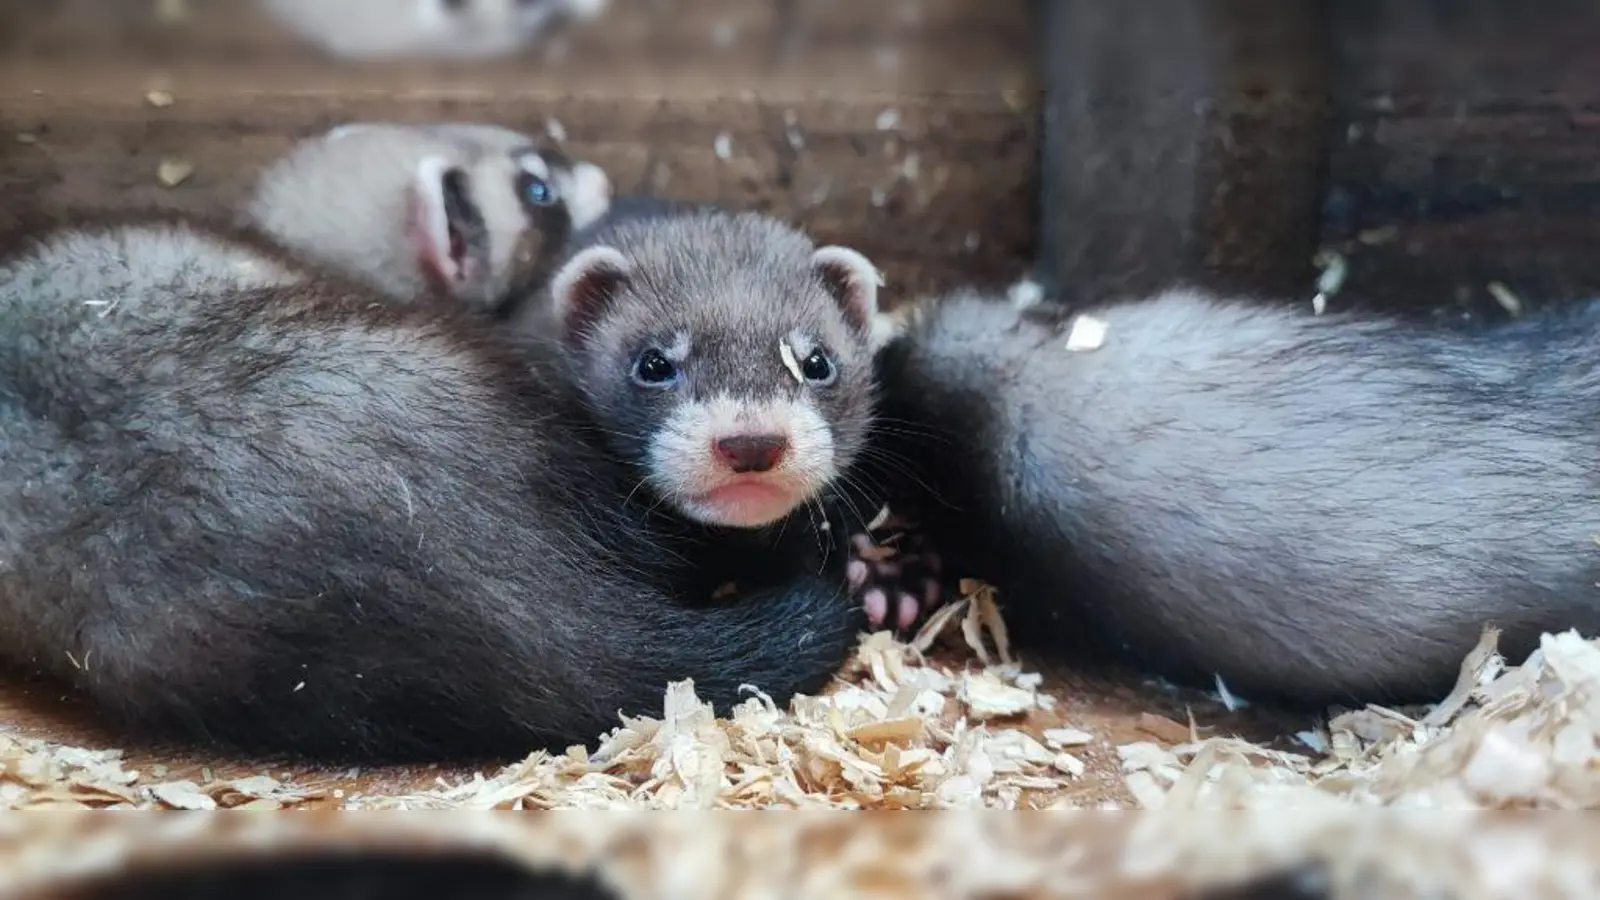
[545,118,567,143]
[713,133,732,160]
[875,108,901,131]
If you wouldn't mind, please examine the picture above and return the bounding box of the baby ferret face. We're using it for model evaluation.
[546,212,886,529]
[580,289,877,530]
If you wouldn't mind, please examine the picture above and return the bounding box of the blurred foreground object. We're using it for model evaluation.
[2,814,1593,900]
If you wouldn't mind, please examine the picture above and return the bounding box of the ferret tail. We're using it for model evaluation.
[569,573,865,738]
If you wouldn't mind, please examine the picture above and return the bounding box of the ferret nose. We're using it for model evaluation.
[714,434,789,474]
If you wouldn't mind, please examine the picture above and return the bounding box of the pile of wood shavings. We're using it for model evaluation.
[2,591,1598,809]
[0,737,323,810]
[358,583,1071,809]
[1123,626,1600,809]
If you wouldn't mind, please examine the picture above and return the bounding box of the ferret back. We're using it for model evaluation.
[881,289,1600,704]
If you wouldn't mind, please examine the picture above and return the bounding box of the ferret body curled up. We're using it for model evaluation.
[0,208,883,762]
[876,288,1600,706]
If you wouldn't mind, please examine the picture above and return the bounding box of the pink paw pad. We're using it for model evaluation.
[846,505,949,632]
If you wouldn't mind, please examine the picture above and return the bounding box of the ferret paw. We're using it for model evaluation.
[848,506,947,632]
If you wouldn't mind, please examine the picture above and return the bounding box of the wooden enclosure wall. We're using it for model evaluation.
[1037,0,1600,318]
[1323,0,1600,316]
[1036,0,1329,307]
[0,0,1039,308]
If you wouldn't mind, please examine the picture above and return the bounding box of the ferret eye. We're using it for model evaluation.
[518,172,559,208]
[801,349,836,384]
[632,348,679,387]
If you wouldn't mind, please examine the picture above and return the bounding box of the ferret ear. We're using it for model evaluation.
[549,245,632,343]
[811,245,883,336]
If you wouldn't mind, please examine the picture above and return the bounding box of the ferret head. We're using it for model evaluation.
[547,212,888,529]
[262,0,607,61]
[411,0,607,56]
[247,122,612,311]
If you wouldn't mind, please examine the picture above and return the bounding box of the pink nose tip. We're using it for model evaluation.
[714,434,790,474]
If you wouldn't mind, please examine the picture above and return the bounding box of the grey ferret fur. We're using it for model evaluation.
[246,122,612,314]
[0,207,874,762]
[258,0,606,61]
[873,288,1600,706]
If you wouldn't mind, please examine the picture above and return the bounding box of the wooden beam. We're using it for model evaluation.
[1036,0,1331,306]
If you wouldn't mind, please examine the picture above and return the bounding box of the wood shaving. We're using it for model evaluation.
[1315,250,1349,296]
[865,504,892,532]
[1487,280,1523,317]
[155,158,193,187]
[777,339,804,383]
[957,579,1012,666]
[1064,314,1108,352]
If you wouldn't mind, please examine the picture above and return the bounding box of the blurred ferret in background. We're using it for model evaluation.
[258,0,607,61]
[245,122,612,314]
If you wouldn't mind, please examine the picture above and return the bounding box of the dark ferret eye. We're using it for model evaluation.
[801,349,835,384]
[632,348,679,387]
[517,172,558,208]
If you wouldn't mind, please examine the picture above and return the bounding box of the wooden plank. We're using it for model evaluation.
[1036,0,1331,306]
[1322,0,1600,317]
